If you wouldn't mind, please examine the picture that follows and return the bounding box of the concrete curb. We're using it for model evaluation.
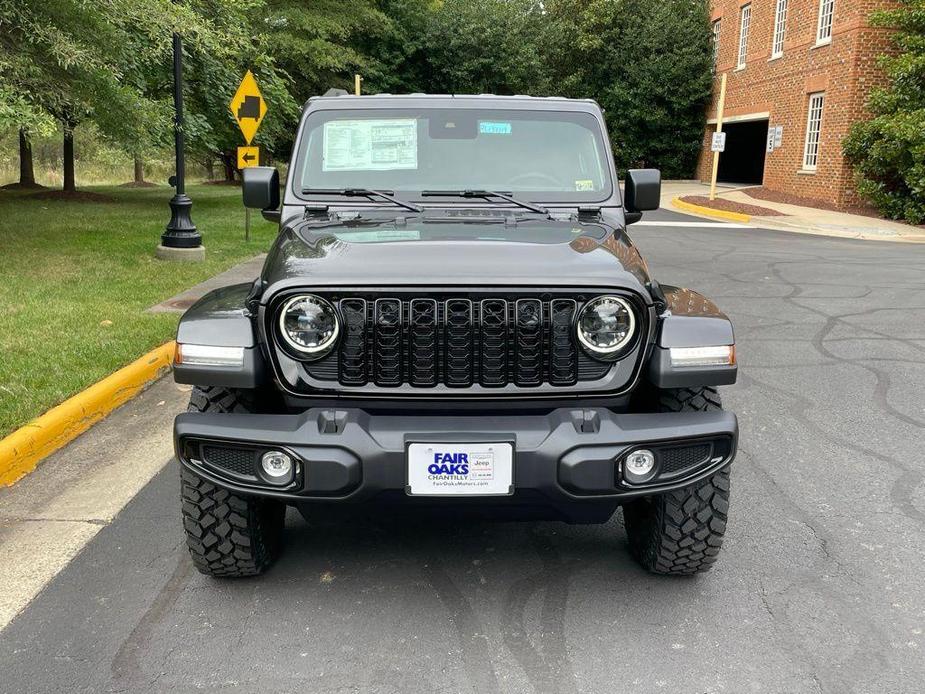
[0,342,176,487]
[671,197,752,224]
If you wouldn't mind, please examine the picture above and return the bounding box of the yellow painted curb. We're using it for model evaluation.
[0,341,176,487]
[672,197,751,224]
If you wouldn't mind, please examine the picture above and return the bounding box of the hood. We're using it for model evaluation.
[259,216,652,300]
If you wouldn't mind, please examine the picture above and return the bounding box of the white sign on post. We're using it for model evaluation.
[711,132,727,153]
[774,125,783,148]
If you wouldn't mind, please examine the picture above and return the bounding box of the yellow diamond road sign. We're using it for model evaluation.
[230,70,267,145]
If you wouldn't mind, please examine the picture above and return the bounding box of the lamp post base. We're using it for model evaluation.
[155,244,205,262]
[161,192,202,250]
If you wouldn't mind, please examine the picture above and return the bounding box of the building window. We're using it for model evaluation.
[816,0,834,44]
[771,0,788,58]
[737,4,751,69]
[803,92,825,170]
[712,19,722,72]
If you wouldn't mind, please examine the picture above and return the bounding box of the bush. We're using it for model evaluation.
[843,0,925,224]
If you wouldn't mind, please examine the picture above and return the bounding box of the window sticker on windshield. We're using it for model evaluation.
[479,121,512,135]
[574,179,595,191]
[334,230,421,243]
[323,119,418,171]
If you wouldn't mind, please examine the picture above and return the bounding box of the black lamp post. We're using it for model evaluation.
[158,30,203,259]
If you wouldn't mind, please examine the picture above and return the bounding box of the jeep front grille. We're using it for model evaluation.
[279,293,642,392]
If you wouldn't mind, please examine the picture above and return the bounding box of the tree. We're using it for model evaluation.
[0,45,56,187]
[262,0,391,97]
[542,0,713,178]
[843,0,925,224]
[0,0,184,191]
[419,0,545,95]
[18,129,38,188]
[355,0,436,95]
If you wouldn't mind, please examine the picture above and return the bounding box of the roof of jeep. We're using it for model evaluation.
[303,93,603,115]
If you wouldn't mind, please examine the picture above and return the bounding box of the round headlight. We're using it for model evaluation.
[278,294,339,358]
[577,295,636,358]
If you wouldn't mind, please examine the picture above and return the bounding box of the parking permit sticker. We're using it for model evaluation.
[479,121,512,135]
[323,119,418,171]
[574,180,594,191]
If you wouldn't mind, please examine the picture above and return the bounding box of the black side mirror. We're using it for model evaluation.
[242,166,280,211]
[624,169,661,215]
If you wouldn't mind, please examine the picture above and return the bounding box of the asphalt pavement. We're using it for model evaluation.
[2,208,924,693]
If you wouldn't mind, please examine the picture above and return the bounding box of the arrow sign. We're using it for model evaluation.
[237,146,259,169]
[230,70,267,145]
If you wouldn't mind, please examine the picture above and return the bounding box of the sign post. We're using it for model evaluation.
[230,71,268,240]
[709,72,728,202]
[354,74,363,96]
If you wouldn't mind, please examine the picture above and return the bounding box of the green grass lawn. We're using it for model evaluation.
[0,184,277,436]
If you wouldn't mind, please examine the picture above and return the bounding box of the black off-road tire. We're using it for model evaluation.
[181,386,286,577]
[623,387,730,576]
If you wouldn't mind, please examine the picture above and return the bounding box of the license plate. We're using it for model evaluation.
[407,442,513,496]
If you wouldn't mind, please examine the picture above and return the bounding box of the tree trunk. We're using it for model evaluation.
[19,129,37,187]
[221,151,236,182]
[134,157,145,184]
[63,123,76,193]
[204,158,215,181]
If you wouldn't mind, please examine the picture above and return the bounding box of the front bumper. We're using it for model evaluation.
[175,407,737,510]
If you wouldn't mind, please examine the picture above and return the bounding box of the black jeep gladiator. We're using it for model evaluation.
[173,94,737,577]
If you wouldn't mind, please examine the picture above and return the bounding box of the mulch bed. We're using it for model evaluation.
[27,190,117,203]
[119,181,158,188]
[680,195,787,217]
[0,182,47,191]
[742,186,881,218]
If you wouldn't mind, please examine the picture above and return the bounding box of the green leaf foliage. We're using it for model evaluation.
[843,0,925,224]
[0,0,186,140]
[417,0,546,96]
[3,0,715,181]
[541,0,714,177]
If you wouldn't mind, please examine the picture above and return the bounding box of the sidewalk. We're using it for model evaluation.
[662,181,925,243]
[147,253,266,313]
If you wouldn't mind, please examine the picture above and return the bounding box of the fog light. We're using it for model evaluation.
[624,449,656,483]
[261,451,293,481]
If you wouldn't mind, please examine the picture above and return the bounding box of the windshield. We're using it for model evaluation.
[294,107,613,203]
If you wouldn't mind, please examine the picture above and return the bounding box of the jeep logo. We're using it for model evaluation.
[428,452,469,475]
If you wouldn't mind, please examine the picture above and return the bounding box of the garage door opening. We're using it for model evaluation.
[716,119,768,185]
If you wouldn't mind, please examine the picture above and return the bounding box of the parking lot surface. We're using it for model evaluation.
[2,209,924,693]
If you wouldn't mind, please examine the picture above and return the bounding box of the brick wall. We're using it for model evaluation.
[696,0,899,208]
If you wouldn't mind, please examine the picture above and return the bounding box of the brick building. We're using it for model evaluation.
[695,0,898,208]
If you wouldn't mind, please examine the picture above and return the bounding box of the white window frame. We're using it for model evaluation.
[712,19,722,72]
[737,4,751,69]
[802,92,825,170]
[816,0,834,45]
[771,0,788,58]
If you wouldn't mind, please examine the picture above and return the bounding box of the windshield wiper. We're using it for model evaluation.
[421,189,549,215]
[302,188,422,213]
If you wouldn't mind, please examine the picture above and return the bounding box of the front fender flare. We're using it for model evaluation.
[646,285,736,388]
[174,283,266,389]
